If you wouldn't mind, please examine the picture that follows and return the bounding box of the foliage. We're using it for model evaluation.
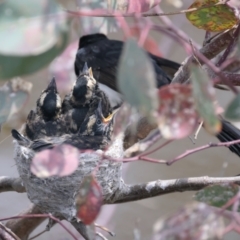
[1,0,240,239]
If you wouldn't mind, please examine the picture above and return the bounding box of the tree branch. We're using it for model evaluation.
[110,176,240,204]
[0,223,20,240]
[124,129,162,157]
[70,220,94,240]
[218,72,240,86]
[5,205,44,240]
[0,177,25,193]
[172,29,234,84]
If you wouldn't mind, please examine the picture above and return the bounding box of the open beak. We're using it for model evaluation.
[102,107,120,124]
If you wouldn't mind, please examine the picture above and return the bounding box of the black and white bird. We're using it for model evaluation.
[62,63,113,134]
[24,77,63,140]
[12,96,117,152]
[74,33,240,157]
[74,33,180,109]
[14,64,117,151]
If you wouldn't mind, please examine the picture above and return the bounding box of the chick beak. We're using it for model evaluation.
[46,77,57,92]
[102,107,120,124]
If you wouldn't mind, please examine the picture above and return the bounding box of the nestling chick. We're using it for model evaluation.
[62,63,101,134]
[24,78,63,140]
[36,77,61,120]
[79,99,118,140]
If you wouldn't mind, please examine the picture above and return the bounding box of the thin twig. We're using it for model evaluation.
[66,2,226,18]
[1,215,78,240]
[95,223,115,237]
[167,139,240,165]
[217,23,240,67]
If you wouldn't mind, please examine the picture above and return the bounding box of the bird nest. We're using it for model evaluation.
[12,66,125,221]
[13,136,124,221]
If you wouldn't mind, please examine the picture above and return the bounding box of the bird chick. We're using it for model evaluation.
[61,63,100,134]
[72,62,97,107]
[36,77,61,120]
[74,33,181,108]
[24,78,64,140]
[79,99,118,140]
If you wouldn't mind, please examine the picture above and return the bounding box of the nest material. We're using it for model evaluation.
[13,135,124,221]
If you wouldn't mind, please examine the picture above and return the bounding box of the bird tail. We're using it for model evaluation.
[216,120,240,157]
[152,56,181,79]
[11,129,30,147]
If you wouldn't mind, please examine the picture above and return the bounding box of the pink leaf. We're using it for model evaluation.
[157,84,199,139]
[31,144,79,178]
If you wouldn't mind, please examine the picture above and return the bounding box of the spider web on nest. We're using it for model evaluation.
[13,135,124,221]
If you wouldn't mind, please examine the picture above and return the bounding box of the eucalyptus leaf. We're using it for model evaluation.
[117,38,158,122]
[225,93,240,121]
[0,0,69,79]
[0,26,69,79]
[191,65,221,134]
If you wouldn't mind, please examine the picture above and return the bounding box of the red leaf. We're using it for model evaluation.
[31,144,79,178]
[157,84,199,139]
[127,0,161,13]
[76,175,103,225]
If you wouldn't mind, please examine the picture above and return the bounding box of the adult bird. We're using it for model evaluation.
[74,33,180,108]
[74,33,240,158]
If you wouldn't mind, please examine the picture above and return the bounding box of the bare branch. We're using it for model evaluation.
[124,129,162,157]
[123,118,158,149]
[172,29,234,84]
[218,72,240,86]
[4,214,78,240]
[167,139,240,165]
[110,176,240,204]
[0,223,20,240]
[0,177,25,193]
[70,220,93,240]
[5,205,44,240]
[67,2,226,18]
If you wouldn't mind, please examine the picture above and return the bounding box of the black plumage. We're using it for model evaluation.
[12,129,109,152]
[74,33,240,158]
[36,77,61,120]
[62,63,113,134]
[79,99,117,139]
[74,33,180,93]
[24,78,64,140]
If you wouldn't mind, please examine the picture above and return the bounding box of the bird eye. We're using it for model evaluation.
[97,119,101,125]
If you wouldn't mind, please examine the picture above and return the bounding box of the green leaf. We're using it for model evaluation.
[0,0,69,79]
[0,27,69,79]
[117,38,159,122]
[186,0,238,32]
[191,65,221,134]
[195,184,239,209]
[225,93,240,121]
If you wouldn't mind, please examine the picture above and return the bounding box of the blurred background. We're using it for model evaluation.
[0,0,239,239]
